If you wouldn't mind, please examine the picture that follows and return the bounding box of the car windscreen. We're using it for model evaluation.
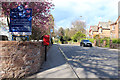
[83,40,90,42]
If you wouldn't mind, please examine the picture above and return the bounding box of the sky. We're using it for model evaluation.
[51,0,120,30]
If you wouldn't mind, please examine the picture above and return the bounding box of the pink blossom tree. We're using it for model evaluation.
[2,1,54,40]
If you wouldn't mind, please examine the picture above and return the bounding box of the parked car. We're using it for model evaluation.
[0,35,8,41]
[80,40,92,47]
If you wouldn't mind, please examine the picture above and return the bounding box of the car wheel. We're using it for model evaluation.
[90,44,92,47]
[83,44,85,47]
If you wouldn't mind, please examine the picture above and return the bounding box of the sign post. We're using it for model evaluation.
[10,5,32,41]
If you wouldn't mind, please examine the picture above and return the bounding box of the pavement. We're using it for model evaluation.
[28,44,78,78]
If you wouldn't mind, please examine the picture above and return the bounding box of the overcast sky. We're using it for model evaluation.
[51,0,120,30]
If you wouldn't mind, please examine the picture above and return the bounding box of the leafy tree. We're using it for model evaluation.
[63,36,71,41]
[58,27,64,37]
[72,31,86,42]
[64,28,69,36]
[67,20,86,38]
[93,34,100,39]
[63,28,71,41]
[60,36,64,44]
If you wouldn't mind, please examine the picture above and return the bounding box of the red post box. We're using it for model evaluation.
[43,35,50,46]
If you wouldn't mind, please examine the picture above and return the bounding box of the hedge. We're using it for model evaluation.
[112,39,120,44]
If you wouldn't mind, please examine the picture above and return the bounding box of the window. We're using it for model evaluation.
[113,34,116,38]
[99,28,102,33]
[112,25,115,30]
[101,29,102,33]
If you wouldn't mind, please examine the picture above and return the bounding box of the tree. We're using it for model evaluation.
[71,20,86,34]
[47,14,55,37]
[58,27,64,37]
[72,31,86,42]
[66,20,86,39]
[64,28,71,41]
[93,34,100,39]
[68,28,77,38]
[2,1,54,40]
[64,28,69,36]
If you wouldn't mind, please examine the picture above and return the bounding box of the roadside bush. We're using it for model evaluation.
[117,39,120,44]
[73,39,77,42]
[93,34,100,39]
[89,38,95,43]
[100,38,104,43]
[72,31,86,42]
[112,39,120,44]
[63,36,71,41]
[112,39,118,43]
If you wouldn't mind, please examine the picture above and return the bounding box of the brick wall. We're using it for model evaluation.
[0,41,46,79]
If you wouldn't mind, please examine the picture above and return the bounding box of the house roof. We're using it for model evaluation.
[110,16,120,26]
[98,22,111,29]
[90,25,98,32]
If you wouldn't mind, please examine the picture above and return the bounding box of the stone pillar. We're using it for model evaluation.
[94,40,96,46]
[109,40,112,48]
[103,40,106,47]
[98,40,100,47]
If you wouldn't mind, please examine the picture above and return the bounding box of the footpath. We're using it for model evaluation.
[28,44,77,78]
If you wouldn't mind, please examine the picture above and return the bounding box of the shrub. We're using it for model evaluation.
[112,39,118,43]
[112,39,120,44]
[63,36,71,41]
[72,31,86,42]
[117,39,120,44]
[89,38,95,43]
[93,34,100,39]
[100,39,104,43]
[73,39,77,42]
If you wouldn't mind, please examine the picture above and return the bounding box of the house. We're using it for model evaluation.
[97,21,112,38]
[89,25,98,38]
[0,14,12,40]
[110,16,120,39]
[89,21,113,39]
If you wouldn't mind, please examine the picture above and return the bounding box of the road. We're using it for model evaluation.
[59,44,119,78]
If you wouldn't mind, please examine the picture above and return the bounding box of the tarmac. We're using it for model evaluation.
[28,44,77,78]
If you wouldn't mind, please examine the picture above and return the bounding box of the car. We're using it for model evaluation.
[80,40,92,47]
[0,35,8,41]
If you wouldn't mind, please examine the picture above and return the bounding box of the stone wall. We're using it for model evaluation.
[109,40,120,49]
[93,40,120,49]
[0,41,46,79]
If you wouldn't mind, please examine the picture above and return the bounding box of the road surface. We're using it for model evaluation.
[59,44,119,78]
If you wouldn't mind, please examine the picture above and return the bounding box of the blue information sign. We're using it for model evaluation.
[10,6,32,35]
